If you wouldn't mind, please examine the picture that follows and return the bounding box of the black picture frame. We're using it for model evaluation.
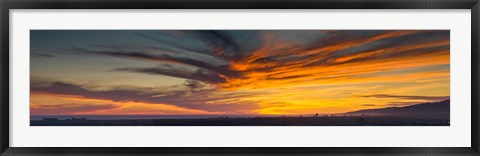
[1,0,479,155]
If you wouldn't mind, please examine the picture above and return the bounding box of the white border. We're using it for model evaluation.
[10,9,471,147]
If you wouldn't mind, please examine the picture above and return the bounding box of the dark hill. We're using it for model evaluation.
[345,100,450,115]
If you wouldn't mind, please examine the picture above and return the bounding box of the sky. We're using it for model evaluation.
[30,30,450,116]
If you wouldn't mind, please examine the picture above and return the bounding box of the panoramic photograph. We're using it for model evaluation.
[30,30,450,126]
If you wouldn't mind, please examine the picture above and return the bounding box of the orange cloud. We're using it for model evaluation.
[31,92,218,115]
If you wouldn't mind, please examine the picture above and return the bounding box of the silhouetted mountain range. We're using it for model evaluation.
[346,100,450,115]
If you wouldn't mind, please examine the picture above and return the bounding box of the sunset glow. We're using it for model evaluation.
[30,30,450,116]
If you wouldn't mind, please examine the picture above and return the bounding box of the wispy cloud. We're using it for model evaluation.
[362,94,450,101]
[31,79,260,113]
[31,103,117,115]
[73,30,449,91]
[32,53,55,58]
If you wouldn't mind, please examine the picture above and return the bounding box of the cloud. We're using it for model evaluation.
[73,47,240,79]
[134,33,210,55]
[30,80,260,113]
[183,80,206,90]
[70,30,449,92]
[32,53,55,58]
[186,30,241,59]
[114,66,227,84]
[31,103,117,115]
[360,104,376,107]
[386,102,421,107]
[362,94,450,101]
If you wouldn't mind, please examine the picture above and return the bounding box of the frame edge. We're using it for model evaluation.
[473,1,480,153]
[0,0,9,154]
[1,0,480,156]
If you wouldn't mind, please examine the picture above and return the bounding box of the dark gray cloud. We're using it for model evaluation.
[70,30,449,89]
[114,66,227,84]
[386,102,421,107]
[134,33,210,55]
[32,53,55,58]
[92,44,181,55]
[136,31,261,60]
[73,47,241,79]
[183,80,206,90]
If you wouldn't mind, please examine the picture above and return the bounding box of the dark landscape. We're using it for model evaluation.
[31,100,450,126]
[30,115,449,126]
